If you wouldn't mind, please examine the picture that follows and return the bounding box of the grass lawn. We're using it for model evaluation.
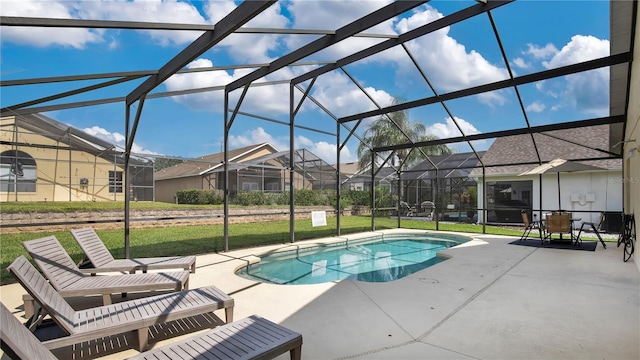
[1,208,610,286]
[0,215,524,285]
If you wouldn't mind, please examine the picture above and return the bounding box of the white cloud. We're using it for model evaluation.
[310,72,395,118]
[82,126,158,155]
[536,35,610,116]
[542,35,609,69]
[228,127,287,152]
[227,130,355,163]
[525,43,558,60]
[526,101,546,113]
[394,5,510,105]
[295,136,356,163]
[424,116,487,151]
[1,0,287,57]
[0,0,103,48]
[426,116,480,140]
[513,57,530,69]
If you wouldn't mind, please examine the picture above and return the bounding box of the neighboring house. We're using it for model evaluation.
[154,143,279,203]
[0,114,153,202]
[154,144,338,203]
[336,161,397,191]
[403,152,485,220]
[470,125,622,225]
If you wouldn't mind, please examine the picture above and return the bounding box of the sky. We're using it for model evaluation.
[0,0,611,165]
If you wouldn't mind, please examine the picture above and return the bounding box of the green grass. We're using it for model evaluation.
[0,216,526,285]
[2,213,609,286]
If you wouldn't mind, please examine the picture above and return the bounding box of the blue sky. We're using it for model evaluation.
[1,0,611,164]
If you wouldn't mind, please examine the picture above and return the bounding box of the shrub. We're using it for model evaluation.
[201,189,224,204]
[176,189,202,204]
[343,190,370,206]
[235,191,267,206]
[175,189,223,204]
[267,192,289,205]
[294,189,323,206]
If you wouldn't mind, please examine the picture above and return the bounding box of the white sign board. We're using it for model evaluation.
[311,211,327,227]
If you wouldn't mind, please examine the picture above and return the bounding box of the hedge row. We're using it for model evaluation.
[174,188,388,207]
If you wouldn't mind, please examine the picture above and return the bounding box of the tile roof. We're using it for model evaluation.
[154,143,277,180]
[470,125,621,176]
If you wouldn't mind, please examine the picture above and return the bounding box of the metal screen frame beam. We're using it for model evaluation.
[375,115,626,152]
[226,0,428,93]
[340,52,631,124]
[126,0,276,106]
[292,0,512,85]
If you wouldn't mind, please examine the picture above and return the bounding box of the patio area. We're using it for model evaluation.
[1,229,638,360]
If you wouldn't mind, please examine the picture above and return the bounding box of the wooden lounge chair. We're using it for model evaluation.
[21,236,190,318]
[70,227,196,274]
[7,255,234,352]
[0,302,301,360]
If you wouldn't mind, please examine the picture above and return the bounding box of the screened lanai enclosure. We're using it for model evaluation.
[1,0,636,253]
[1,113,155,202]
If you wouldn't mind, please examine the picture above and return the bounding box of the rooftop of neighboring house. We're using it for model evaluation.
[404,151,486,180]
[154,143,279,180]
[2,113,149,166]
[469,125,622,177]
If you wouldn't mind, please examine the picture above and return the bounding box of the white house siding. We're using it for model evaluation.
[477,170,622,226]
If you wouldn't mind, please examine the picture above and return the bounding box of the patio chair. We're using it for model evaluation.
[20,236,190,319]
[7,255,234,352]
[544,212,574,244]
[70,227,196,274]
[575,212,607,248]
[519,210,543,242]
[400,201,415,217]
[0,302,301,360]
[0,302,300,360]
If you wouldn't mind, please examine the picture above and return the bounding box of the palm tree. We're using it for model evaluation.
[356,97,451,173]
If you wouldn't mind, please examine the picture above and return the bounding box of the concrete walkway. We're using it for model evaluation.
[1,229,638,359]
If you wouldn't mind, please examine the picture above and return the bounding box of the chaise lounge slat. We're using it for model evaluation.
[125,315,303,360]
[0,304,58,360]
[20,236,190,318]
[1,302,301,360]
[7,256,234,351]
[71,227,196,274]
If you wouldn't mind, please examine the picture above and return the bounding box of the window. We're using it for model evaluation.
[265,182,280,191]
[242,182,259,191]
[0,150,36,192]
[109,171,123,193]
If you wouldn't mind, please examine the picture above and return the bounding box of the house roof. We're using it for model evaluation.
[404,152,486,180]
[470,125,621,177]
[154,143,279,180]
[205,148,340,183]
[4,113,149,166]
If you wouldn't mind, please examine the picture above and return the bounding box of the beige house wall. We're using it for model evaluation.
[1,117,125,202]
[155,176,206,203]
[624,3,640,270]
[155,147,322,203]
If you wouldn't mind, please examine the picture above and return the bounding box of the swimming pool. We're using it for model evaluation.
[235,233,471,284]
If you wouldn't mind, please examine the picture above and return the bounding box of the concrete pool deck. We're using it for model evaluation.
[1,229,638,359]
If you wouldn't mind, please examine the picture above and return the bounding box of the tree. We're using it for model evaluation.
[154,157,184,171]
[356,96,451,173]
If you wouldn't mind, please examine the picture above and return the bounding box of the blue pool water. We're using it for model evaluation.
[235,233,470,284]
